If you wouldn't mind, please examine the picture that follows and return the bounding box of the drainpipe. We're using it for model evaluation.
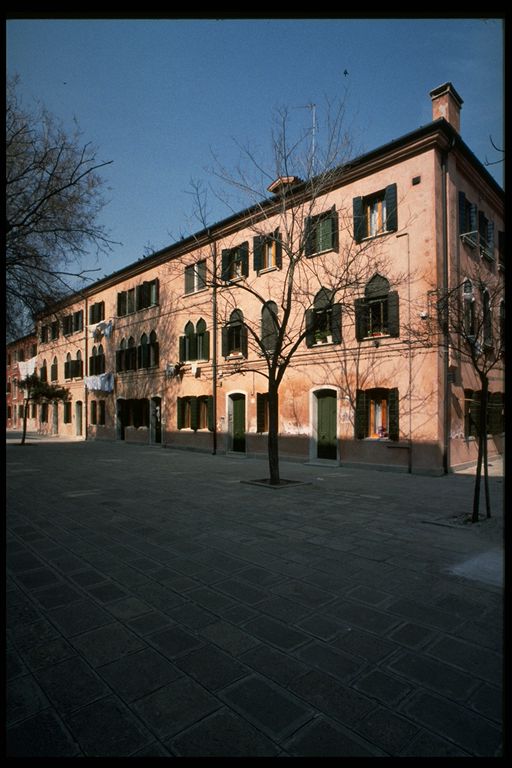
[441,143,454,474]
[211,237,218,454]
[397,232,412,473]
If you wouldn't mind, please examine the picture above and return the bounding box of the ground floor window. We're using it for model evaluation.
[63,402,72,423]
[41,402,48,423]
[31,403,37,419]
[355,387,399,440]
[464,390,504,438]
[256,392,269,433]
[177,395,213,431]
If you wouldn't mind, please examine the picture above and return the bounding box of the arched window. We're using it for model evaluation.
[306,288,342,347]
[97,344,105,374]
[75,350,83,379]
[40,358,48,383]
[222,309,248,357]
[51,356,58,382]
[463,279,476,339]
[64,353,72,379]
[127,337,137,371]
[195,319,209,361]
[116,339,126,373]
[261,301,279,353]
[355,274,399,340]
[138,333,149,368]
[149,330,159,368]
[482,288,493,348]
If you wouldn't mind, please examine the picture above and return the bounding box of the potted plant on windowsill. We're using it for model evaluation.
[314,330,330,344]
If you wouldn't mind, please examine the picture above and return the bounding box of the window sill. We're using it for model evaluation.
[359,230,393,244]
[306,247,336,259]
[257,265,279,276]
[183,287,209,298]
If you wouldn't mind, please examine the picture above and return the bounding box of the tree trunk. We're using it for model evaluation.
[481,379,491,519]
[267,384,280,485]
[21,397,29,446]
[472,377,488,523]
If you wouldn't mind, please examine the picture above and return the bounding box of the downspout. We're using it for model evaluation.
[84,296,89,441]
[396,232,412,473]
[441,141,454,474]
[211,236,218,454]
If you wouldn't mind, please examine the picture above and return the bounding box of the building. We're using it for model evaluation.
[9,83,504,474]
[6,332,38,431]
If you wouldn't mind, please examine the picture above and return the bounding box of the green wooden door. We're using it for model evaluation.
[232,394,246,452]
[317,390,337,459]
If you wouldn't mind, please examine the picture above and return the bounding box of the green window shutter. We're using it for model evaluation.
[331,209,339,252]
[196,262,206,290]
[275,230,282,268]
[331,303,342,344]
[117,292,126,316]
[136,284,143,310]
[354,298,368,341]
[207,395,214,431]
[253,236,263,272]
[458,191,467,234]
[387,291,400,337]
[256,392,267,433]
[304,217,315,256]
[221,325,229,357]
[221,249,231,281]
[353,197,366,243]
[185,265,195,293]
[177,397,183,430]
[487,220,495,254]
[385,184,398,232]
[152,278,159,305]
[469,203,478,233]
[202,330,210,361]
[305,308,316,347]
[240,323,248,358]
[240,242,249,277]
[355,390,368,439]
[388,388,399,441]
[190,397,198,431]
[179,336,186,362]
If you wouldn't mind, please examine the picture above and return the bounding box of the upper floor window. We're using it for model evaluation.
[355,275,399,340]
[478,212,495,262]
[482,288,493,348]
[254,231,282,271]
[51,356,58,382]
[51,321,60,341]
[221,243,249,282]
[353,184,398,243]
[18,348,25,362]
[185,260,207,294]
[90,344,106,375]
[40,359,48,383]
[89,301,105,324]
[222,309,248,357]
[64,351,83,379]
[304,208,339,256]
[261,301,279,353]
[305,288,342,347]
[63,310,84,336]
[117,280,159,317]
[40,325,49,344]
[462,279,476,339]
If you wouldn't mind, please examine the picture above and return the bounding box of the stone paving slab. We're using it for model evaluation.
[6,436,505,757]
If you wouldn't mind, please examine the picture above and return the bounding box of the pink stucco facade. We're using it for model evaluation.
[9,84,504,474]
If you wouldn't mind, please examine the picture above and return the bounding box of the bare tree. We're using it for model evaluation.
[18,373,69,446]
[190,101,400,485]
[6,76,115,339]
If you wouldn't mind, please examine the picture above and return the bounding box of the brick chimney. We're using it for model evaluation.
[429,82,463,133]
[430,83,463,133]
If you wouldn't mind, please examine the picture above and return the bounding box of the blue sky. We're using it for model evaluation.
[6,17,504,281]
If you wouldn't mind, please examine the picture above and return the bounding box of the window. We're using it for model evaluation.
[64,352,83,379]
[254,231,282,271]
[464,390,479,439]
[63,315,73,336]
[117,280,158,316]
[305,208,339,256]
[149,331,159,368]
[138,333,150,369]
[478,212,494,261]
[462,279,476,339]
[261,302,279,353]
[355,275,399,340]
[51,356,58,382]
[18,349,25,362]
[40,325,49,343]
[41,402,48,423]
[64,402,72,423]
[305,288,342,347]
[126,337,137,371]
[498,232,505,271]
[116,339,126,372]
[73,310,84,333]
[257,392,270,433]
[90,344,106,375]
[98,400,106,426]
[185,260,207,294]
[222,310,248,357]
[195,320,209,361]
[482,288,493,348]
[488,392,504,435]
[353,185,398,242]
[355,388,399,440]
[179,320,209,362]
[31,403,37,419]
[458,192,478,243]
[89,301,105,324]
[90,400,97,425]
[177,395,213,431]
[221,243,249,281]
[51,321,59,340]
[40,360,48,383]
[31,344,37,358]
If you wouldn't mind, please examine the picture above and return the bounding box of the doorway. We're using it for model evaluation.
[52,401,59,435]
[229,393,246,452]
[316,389,337,460]
[151,397,162,444]
[75,401,83,436]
